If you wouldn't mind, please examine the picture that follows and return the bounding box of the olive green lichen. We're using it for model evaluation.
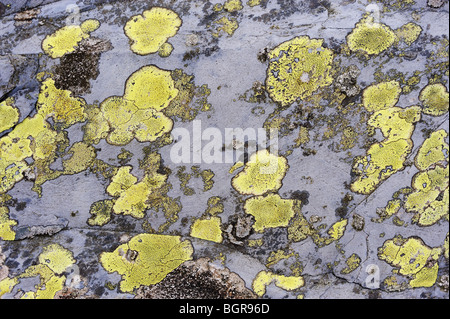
[419,83,449,116]
[415,129,449,171]
[346,16,396,56]
[265,36,334,106]
[395,22,422,46]
[163,69,211,122]
[190,216,223,243]
[124,7,182,55]
[99,233,193,293]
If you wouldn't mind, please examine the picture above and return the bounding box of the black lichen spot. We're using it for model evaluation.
[53,38,112,95]
[0,2,6,16]
[335,193,353,218]
[290,190,309,207]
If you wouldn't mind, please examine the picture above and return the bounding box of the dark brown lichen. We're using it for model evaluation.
[53,37,112,95]
[134,258,256,299]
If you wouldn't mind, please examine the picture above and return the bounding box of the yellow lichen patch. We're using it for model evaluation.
[265,36,334,106]
[62,142,96,175]
[112,172,167,219]
[346,16,396,55]
[244,194,295,232]
[340,253,361,274]
[224,0,243,12]
[444,233,449,260]
[80,19,100,33]
[213,16,239,37]
[378,236,442,288]
[395,22,422,46]
[0,277,18,298]
[124,7,182,55]
[124,65,178,111]
[351,106,421,195]
[231,150,288,196]
[0,206,16,241]
[419,83,449,116]
[415,130,449,171]
[229,161,244,174]
[42,19,100,58]
[93,66,177,146]
[204,196,224,216]
[99,233,193,293]
[368,106,421,141]
[1,244,78,299]
[37,78,87,127]
[87,199,115,226]
[252,271,304,297]
[190,216,223,243]
[327,219,348,240]
[266,250,296,268]
[362,81,402,112]
[404,165,449,226]
[38,243,76,275]
[0,98,19,133]
[106,166,138,197]
[247,0,261,7]
[1,111,60,194]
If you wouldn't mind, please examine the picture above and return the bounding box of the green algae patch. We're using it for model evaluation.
[124,7,182,56]
[265,36,334,106]
[252,271,304,297]
[346,16,396,56]
[231,150,288,196]
[42,19,100,58]
[0,98,19,133]
[244,194,295,232]
[99,233,193,293]
[190,216,223,243]
[362,81,402,112]
[224,0,243,12]
[378,236,442,288]
[419,83,449,116]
